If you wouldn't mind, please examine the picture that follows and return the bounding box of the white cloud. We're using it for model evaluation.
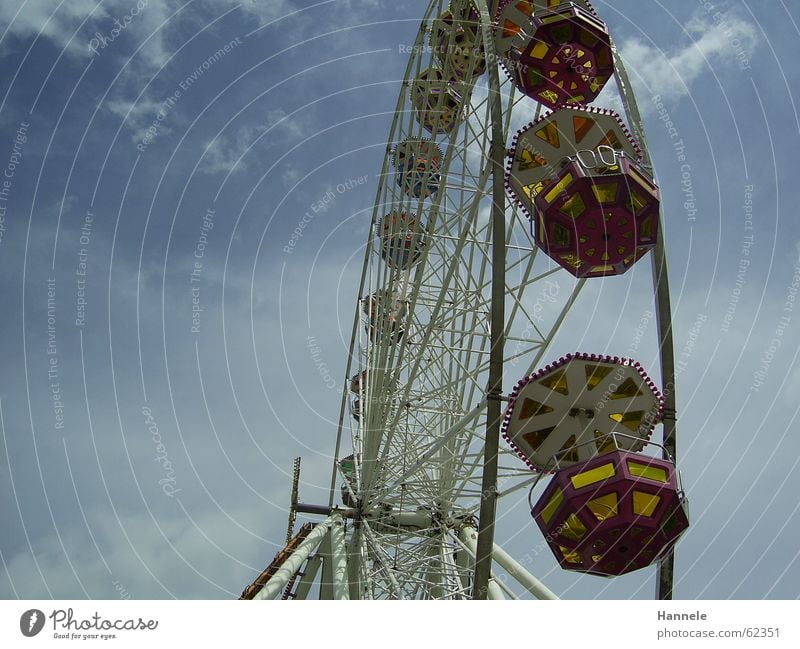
[199,110,307,176]
[265,108,306,140]
[617,10,758,106]
[0,0,109,57]
[105,96,169,143]
[200,123,262,175]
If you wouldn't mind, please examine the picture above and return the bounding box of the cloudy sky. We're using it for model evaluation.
[0,0,798,600]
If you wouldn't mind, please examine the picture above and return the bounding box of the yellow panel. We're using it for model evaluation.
[535,122,561,148]
[585,364,614,390]
[587,492,618,520]
[609,377,644,399]
[591,182,618,204]
[543,11,571,25]
[630,191,648,213]
[640,216,655,239]
[560,254,584,269]
[561,513,587,541]
[523,180,550,200]
[580,29,600,48]
[570,462,615,489]
[529,41,549,60]
[608,410,646,432]
[627,166,658,196]
[560,192,586,218]
[522,426,555,450]
[526,67,545,87]
[539,369,569,395]
[628,461,668,483]
[541,488,564,524]
[538,89,560,105]
[633,491,661,517]
[519,149,547,170]
[598,129,622,150]
[552,222,571,246]
[519,398,554,419]
[593,429,617,454]
[559,546,583,564]
[590,265,614,274]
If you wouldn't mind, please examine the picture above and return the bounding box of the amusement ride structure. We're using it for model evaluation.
[242,0,688,600]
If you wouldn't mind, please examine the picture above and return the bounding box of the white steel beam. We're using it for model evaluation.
[457,526,557,600]
[292,554,322,600]
[329,515,350,600]
[487,578,505,600]
[253,518,333,600]
[320,533,333,600]
[492,542,558,600]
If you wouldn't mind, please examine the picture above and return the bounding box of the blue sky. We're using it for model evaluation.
[0,0,798,600]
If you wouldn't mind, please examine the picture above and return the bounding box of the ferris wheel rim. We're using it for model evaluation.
[252,0,684,602]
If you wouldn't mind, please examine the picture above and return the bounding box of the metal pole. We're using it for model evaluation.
[252,518,333,600]
[459,526,505,600]
[492,542,559,600]
[473,0,507,601]
[295,503,333,516]
[610,40,679,601]
[652,231,678,600]
[329,515,350,600]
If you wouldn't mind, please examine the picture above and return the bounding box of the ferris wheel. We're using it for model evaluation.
[242,0,687,601]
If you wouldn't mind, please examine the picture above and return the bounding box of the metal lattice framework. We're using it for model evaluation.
[246,0,680,601]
